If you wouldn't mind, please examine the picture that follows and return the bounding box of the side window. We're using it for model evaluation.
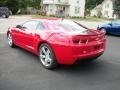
[22,21,39,30]
[113,21,120,25]
[36,22,45,30]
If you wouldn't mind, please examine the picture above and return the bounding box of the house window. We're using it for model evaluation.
[58,0,61,3]
[75,7,80,14]
[76,0,79,4]
[50,9,53,12]
[104,11,108,16]
[105,3,109,8]
[107,4,109,8]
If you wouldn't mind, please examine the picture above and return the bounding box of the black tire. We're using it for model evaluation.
[7,33,15,48]
[39,43,58,69]
[1,14,9,18]
[5,15,9,18]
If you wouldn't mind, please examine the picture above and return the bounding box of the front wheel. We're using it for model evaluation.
[2,14,9,18]
[7,33,15,47]
[39,43,58,69]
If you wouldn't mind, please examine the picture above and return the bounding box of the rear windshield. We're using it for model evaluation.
[43,20,88,32]
[57,20,87,32]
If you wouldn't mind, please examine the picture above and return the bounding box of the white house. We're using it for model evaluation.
[91,4,102,17]
[41,0,85,17]
[91,0,116,19]
[102,0,115,18]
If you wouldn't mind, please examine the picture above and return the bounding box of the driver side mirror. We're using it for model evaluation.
[16,25,22,29]
[16,25,27,30]
[109,22,112,26]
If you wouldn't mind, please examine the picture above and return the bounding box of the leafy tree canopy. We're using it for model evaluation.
[113,0,120,15]
[86,0,104,10]
[0,0,41,14]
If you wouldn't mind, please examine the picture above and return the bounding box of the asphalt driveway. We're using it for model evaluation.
[0,16,120,90]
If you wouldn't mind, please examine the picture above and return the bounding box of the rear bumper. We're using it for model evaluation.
[72,49,104,61]
[52,39,106,64]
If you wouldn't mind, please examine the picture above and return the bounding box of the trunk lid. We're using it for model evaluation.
[70,29,105,44]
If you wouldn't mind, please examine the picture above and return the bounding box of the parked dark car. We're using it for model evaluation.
[97,20,120,35]
[0,7,11,18]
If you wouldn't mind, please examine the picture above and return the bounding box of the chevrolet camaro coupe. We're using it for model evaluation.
[7,19,106,69]
[97,20,120,35]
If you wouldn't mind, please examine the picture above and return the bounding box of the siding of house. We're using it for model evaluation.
[90,0,116,19]
[102,0,114,18]
[90,4,102,17]
[69,0,85,17]
[42,0,85,17]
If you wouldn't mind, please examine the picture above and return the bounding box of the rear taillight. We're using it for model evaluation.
[72,36,88,44]
[80,39,88,43]
[72,36,80,44]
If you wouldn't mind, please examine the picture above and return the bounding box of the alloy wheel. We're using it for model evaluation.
[40,46,52,67]
[7,33,13,46]
[39,43,58,69]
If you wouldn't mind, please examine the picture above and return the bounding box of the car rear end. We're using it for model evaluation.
[51,31,106,64]
[71,32,106,61]
[45,20,106,64]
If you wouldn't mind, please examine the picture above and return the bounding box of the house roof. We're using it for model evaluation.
[93,4,102,11]
[92,0,115,11]
[102,0,115,3]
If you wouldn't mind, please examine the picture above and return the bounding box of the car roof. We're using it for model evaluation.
[32,18,62,21]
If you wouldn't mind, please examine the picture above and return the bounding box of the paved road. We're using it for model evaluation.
[0,34,120,90]
[0,16,120,90]
[0,15,31,33]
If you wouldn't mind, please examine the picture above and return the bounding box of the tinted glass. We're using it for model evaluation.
[57,20,87,32]
[112,20,120,25]
[22,21,39,30]
[36,22,45,30]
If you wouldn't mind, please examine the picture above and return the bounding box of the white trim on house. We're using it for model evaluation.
[91,0,116,19]
[41,0,85,17]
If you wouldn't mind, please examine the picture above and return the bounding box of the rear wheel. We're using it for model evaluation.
[39,43,58,69]
[7,33,15,48]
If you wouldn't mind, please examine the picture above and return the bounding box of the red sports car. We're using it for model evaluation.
[7,19,106,69]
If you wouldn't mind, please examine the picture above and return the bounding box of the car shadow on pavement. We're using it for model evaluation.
[107,34,120,37]
[12,46,106,75]
[56,59,104,72]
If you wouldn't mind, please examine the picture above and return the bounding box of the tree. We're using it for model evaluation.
[85,0,104,14]
[29,0,41,9]
[5,0,19,14]
[0,0,5,6]
[0,0,41,14]
[113,0,120,18]
[0,0,19,14]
